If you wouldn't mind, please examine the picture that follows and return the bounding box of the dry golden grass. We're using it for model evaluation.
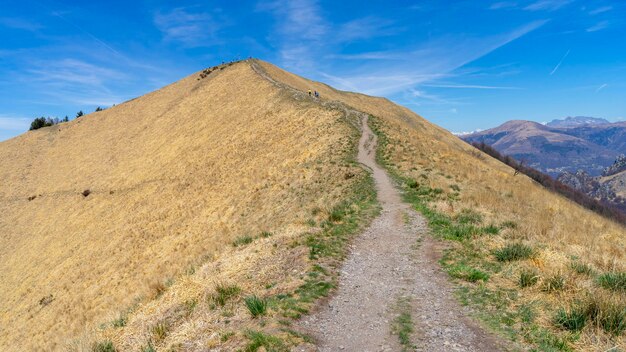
[1,58,623,351]
[257,61,625,349]
[0,60,366,350]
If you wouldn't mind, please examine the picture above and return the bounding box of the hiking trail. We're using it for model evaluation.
[250,59,506,351]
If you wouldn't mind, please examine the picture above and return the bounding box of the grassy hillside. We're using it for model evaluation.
[0,60,373,350]
[1,59,623,351]
[255,61,625,350]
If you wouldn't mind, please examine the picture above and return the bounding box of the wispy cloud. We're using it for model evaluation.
[589,6,612,15]
[0,115,31,131]
[422,83,521,90]
[550,49,570,75]
[489,2,518,10]
[335,16,400,42]
[595,83,607,92]
[524,0,572,11]
[154,7,222,47]
[320,20,547,96]
[0,17,43,32]
[587,20,609,32]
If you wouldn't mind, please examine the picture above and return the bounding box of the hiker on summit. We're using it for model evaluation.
[314,91,319,98]
[308,90,312,96]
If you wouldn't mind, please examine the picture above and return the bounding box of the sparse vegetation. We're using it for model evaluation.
[92,340,116,352]
[570,261,594,276]
[211,284,242,306]
[392,298,415,351]
[244,330,287,352]
[151,321,169,342]
[244,295,267,318]
[597,272,626,292]
[493,243,534,262]
[232,235,254,247]
[554,305,587,331]
[542,274,565,293]
[519,270,539,288]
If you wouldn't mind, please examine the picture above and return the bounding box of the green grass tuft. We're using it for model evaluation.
[212,284,242,306]
[519,270,539,288]
[493,243,534,262]
[542,274,565,293]
[245,295,267,318]
[554,305,587,331]
[232,235,254,247]
[244,330,287,352]
[570,261,594,276]
[92,340,116,352]
[597,272,626,292]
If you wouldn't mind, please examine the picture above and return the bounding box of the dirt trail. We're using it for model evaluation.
[295,118,506,351]
[248,59,505,351]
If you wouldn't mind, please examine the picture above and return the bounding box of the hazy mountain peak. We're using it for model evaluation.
[546,116,610,127]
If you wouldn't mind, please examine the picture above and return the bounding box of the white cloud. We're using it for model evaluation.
[587,21,609,32]
[595,83,607,92]
[422,83,520,89]
[524,0,572,11]
[589,6,612,15]
[489,2,518,10]
[154,8,221,47]
[0,115,31,131]
[0,17,42,31]
[321,20,547,96]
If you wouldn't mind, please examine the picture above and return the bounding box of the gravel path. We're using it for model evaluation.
[295,117,506,352]
[248,59,506,351]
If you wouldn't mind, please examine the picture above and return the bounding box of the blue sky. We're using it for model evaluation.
[0,0,624,140]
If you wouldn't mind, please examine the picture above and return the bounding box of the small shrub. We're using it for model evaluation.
[542,274,565,292]
[82,189,91,197]
[450,184,461,192]
[554,305,587,331]
[244,295,267,318]
[597,272,626,292]
[232,235,254,247]
[519,270,539,288]
[494,243,534,262]
[92,341,116,352]
[212,284,241,306]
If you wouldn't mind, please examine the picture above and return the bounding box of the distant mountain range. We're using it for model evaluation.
[545,116,610,128]
[462,117,626,213]
[462,117,626,176]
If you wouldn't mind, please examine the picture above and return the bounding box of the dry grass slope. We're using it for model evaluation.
[0,61,367,350]
[1,59,623,351]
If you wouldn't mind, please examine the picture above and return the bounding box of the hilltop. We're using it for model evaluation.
[0,60,624,351]
[462,119,625,176]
